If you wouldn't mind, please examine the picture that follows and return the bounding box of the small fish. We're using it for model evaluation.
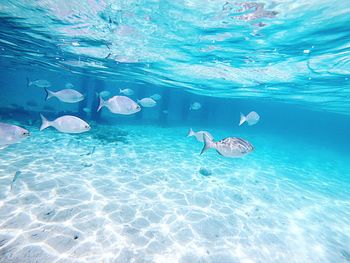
[162,110,169,115]
[27,77,51,88]
[119,88,134,96]
[239,111,260,126]
[0,123,30,149]
[97,90,111,98]
[138,97,157,108]
[26,101,38,107]
[65,82,74,89]
[40,114,90,134]
[45,88,84,103]
[150,93,161,101]
[190,102,201,110]
[10,171,21,191]
[98,96,141,115]
[187,128,213,143]
[83,107,91,113]
[200,134,254,158]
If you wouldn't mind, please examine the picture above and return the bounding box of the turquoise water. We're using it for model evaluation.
[1,1,350,262]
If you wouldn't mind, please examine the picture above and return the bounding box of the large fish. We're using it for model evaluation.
[0,122,30,149]
[45,88,84,103]
[200,134,254,158]
[40,114,90,134]
[98,96,141,115]
[187,128,213,142]
[239,111,260,126]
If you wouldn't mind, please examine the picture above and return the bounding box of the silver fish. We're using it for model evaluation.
[0,123,30,149]
[27,78,51,88]
[40,114,90,134]
[45,88,84,103]
[97,90,111,98]
[119,88,134,96]
[239,111,260,126]
[65,82,74,89]
[150,93,162,101]
[138,97,157,108]
[190,102,201,110]
[200,134,254,158]
[98,96,141,115]
[187,128,213,142]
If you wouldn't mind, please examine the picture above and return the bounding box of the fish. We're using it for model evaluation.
[138,97,157,108]
[26,77,51,88]
[40,114,90,134]
[150,93,162,101]
[0,122,30,149]
[45,88,84,103]
[97,96,141,115]
[65,82,74,89]
[187,128,214,142]
[239,111,260,126]
[119,88,134,96]
[200,134,254,158]
[162,110,169,115]
[83,107,91,113]
[10,171,21,191]
[97,90,111,98]
[190,102,201,110]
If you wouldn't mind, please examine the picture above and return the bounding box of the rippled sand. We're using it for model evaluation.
[0,124,349,263]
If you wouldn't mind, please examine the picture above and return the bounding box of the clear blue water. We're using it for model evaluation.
[0,1,350,262]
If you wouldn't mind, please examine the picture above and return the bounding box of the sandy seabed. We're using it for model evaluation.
[0,124,350,263]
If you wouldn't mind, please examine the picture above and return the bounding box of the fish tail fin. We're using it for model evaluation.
[40,114,51,131]
[97,96,105,112]
[119,88,122,94]
[26,77,31,87]
[200,134,214,155]
[44,88,55,101]
[239,113,246,126]
[187,128,194,137]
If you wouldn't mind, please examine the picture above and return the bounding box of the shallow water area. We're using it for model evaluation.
[0,123,349,263]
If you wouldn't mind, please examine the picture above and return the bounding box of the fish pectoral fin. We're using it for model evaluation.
[0,145,8,150]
